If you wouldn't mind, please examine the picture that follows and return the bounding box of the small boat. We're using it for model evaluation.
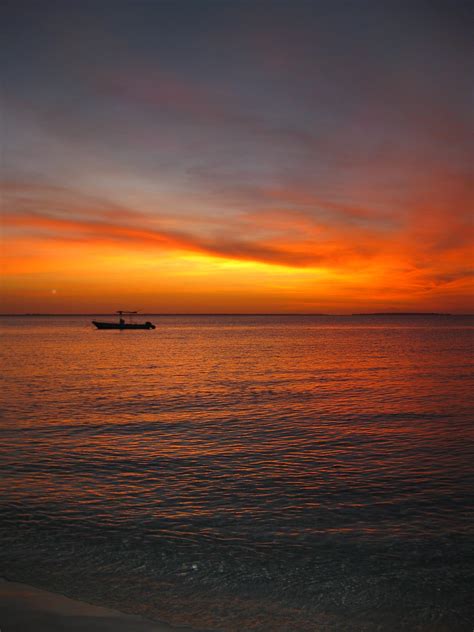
[92,311,156,330]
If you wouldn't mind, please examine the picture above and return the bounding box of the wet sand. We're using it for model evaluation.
[0,578,195,632]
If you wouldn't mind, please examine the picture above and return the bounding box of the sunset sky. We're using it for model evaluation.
[1,0,473,313]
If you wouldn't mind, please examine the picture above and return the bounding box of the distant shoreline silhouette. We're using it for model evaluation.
[0,312,470,318]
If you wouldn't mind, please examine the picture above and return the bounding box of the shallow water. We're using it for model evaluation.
[1,315,473,630]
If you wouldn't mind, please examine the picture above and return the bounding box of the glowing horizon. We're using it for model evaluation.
[1,1,473,314]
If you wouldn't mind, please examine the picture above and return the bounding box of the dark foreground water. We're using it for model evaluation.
[1,315,473,631]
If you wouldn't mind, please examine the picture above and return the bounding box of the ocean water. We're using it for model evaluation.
[1,314,473,631]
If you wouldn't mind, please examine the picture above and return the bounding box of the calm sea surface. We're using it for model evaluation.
[1,315,473,631]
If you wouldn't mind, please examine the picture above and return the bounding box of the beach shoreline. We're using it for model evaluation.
[0,577,199,632]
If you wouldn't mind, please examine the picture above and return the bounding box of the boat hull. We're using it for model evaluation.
[92,321,156,330]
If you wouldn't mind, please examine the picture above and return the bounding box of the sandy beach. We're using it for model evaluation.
[0,578,195,632]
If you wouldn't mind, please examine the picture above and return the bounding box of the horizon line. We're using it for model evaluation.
[1,312,473,317]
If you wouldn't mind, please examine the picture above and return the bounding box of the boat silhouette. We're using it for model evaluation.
[92,311,156,330]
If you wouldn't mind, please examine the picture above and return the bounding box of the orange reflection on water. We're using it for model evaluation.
[1,315,472,536]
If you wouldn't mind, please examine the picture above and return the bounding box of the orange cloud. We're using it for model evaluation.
[2,178,389,271]
[1,177,473,314]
